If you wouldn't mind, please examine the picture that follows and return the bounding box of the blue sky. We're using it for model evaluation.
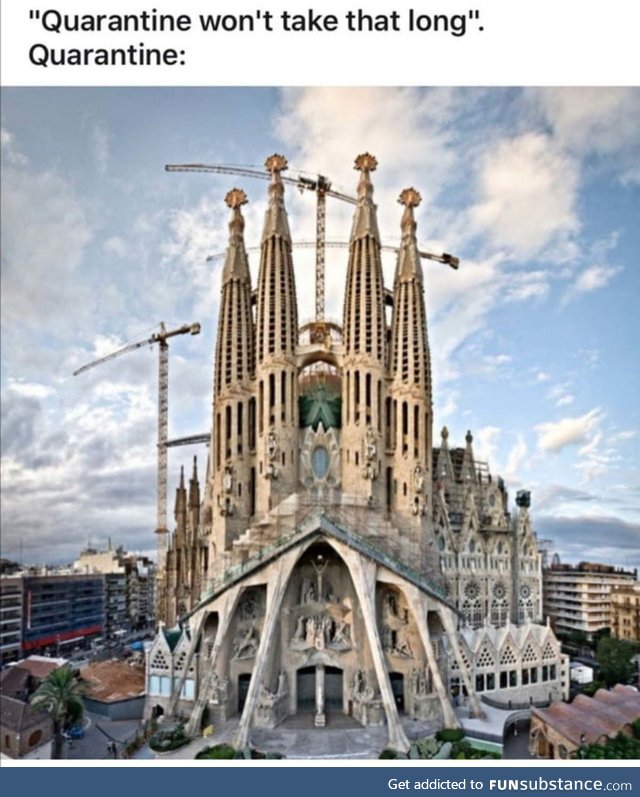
[1,87,639,569]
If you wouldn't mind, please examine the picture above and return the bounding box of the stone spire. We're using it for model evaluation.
[341,154,387,503]
[174,465,187,527]
[461,429,477,485]
[188,455,200,509]
[210,189,257,553]
[261,153,291,243]
[255,154,298,363]
[254,154,299,512]
[388,189,433,526]
[390,188,431,392]
[349,152,381,243]
[214,189,254,395]
[436,426,454,483]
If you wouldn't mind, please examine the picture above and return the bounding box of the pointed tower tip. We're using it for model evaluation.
[225,187,248,209]
[179,465,185,486]
[398,187,422,208]
[441,426,449,441]
[466,430,473,445]
[354,152,378,173]
[262,154,291,242]
[265,153,288,174]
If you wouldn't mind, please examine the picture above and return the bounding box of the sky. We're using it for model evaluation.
[1,87,639,570]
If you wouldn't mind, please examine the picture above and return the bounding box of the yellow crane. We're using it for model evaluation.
[73,321,201,567]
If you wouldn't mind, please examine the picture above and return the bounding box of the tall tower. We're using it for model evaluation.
[341,154,387,504]
[210,189,256,553]
[388,188,433,520]
[254,155,299,513]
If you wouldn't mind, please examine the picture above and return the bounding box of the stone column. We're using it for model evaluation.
[402,584,459,728]
[437,605,485,719]
[167,611,205,720]
[332,540,410,753]
[185,585,241,736]
[315,664,326,726]
[233,546,300,749]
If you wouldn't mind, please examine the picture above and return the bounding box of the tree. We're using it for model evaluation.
[31,666,86,759]
[595,636,638,687]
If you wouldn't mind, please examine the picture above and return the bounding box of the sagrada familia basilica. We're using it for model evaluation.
[145,153,568,752]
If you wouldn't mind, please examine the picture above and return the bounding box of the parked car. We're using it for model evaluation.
[63,725,85,740]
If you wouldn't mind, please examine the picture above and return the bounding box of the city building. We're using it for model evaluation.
[610,583,640,643]
[74,545,156,634]
[0,577,23,666]
[543,561,637,639]
[2,573,105,662]
[529,684,640,759]
[145,153,567,752]
[21,573,105,657]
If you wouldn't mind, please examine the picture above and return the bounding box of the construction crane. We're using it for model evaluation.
[73,321,201,567]
[207,239,460,269]
[167,162,459,322]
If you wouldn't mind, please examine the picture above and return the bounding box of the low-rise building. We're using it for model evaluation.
[74,546,155,634]
[543,561,637,639]
[569,662,594,685]
[610,583,640,643]
[529,684,640,759]
[81,659,146,720]
[0,695,54,760]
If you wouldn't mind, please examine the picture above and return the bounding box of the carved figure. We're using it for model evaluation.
[332,618,351,647]
[233,625,258,659]
[293,615,306,641]
[413,464,425,493]
[222,466,233,493]
[395,629,413,657]
[277,670,288,697]
[365,426,377,461]
[267,432,279,462]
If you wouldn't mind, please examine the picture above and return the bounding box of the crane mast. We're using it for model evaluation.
[73,320,201,574]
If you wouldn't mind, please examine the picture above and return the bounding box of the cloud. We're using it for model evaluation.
[473,426,501,465]
[571,264,622,295]
[535,408,604,453]
[547,383,575,408]
[534,515,640,571]
[1,135,94,333]
[505,435,528,481]
[469,133,580,260]
[103,236,128,258]
[92,122,110,174]
[527,87,640,184]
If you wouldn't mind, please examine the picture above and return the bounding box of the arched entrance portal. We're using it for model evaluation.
[238,673,251,713]
[296,665,344,718]
[297,666,315,711]
[390,672,405,712]
[325,666,343,711]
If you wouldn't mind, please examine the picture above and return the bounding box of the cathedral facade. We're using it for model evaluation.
[145,154,568,751]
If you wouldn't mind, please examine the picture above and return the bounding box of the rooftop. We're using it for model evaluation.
[80,659,145,703]
[532,685,640,747]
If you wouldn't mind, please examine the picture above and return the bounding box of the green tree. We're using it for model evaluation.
[595,636,638,687]
[31,666,86,759]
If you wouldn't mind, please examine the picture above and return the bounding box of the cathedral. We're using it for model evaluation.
[145,153,568,752]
